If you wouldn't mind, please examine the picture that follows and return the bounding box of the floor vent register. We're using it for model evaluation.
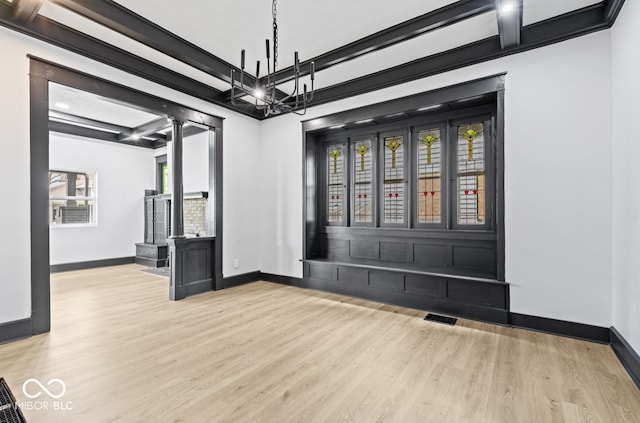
[424,313,457,326]
[0,378,26,423]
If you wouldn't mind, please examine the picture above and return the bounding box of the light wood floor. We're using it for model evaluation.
[0,264,638,422]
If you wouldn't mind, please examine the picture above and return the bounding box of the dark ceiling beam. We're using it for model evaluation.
[50,0,289,102]
[50,110,168,140]
[0,1,262,119]
[257,0,495,88]
[166,125,207,141]
[50,0,245,85]
[49,110,131,133]
[118,116,169,141]
[495,0,522,49]
[293,4,608,110]
[49,120,156,148]
[13,0,45,22]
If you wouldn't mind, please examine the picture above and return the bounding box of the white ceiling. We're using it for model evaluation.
[38,0,606,88]
[32,0,609,126]
[523,0,601,26]
[49,82,164,128]
[112,0,459,70]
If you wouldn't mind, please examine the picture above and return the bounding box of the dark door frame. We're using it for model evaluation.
[29,56,224,335]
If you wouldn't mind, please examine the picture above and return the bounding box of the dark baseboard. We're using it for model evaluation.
[300,277,509,324]
[184,278,214,297]
[0,318,32,345]
[259,272,302,286]
[134,256,167,268]
[50,256,135,273]
[259,273,612,344]
[223,271,261,288]
[509,313,610,344]
[610,326,640,390]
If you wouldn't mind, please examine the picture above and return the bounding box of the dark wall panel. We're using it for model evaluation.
[452,245,496,273]
[447,280,506,308]
[308,263,338,281]
[380,241,412,262]
[370,271,403,291]
[350,239,380,259]
[338,266,369,287]
[404,275,446,298]
[327,238,349,257]
[414,243,449,268]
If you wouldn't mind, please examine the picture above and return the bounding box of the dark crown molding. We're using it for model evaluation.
[605,0,626,26]
[257,0,495,88]
[0,1,262,119]
[0,0,625,120]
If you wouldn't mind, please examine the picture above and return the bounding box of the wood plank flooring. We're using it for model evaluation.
[0,264,638,422]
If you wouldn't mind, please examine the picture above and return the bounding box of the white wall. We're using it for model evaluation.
[260,31,613,327]
[0,29,32,324]
[612,0,640,353]
[163,130,210,194]
[0,20,616,330]
[49,134,155,265]
[182,131,209,193]
[0,26,261,324]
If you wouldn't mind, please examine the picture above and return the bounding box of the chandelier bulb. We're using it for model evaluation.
[232,0,315,116]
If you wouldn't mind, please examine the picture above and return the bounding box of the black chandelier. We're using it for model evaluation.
[230,0,315,117]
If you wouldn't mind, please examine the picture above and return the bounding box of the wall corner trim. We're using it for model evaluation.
[610,326,640,390]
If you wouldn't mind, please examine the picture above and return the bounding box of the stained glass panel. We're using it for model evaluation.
[417,129,442,224]
[327,144,345,223]
[383,135,405,224]
[457,123,485,225]
[353,139,373,223]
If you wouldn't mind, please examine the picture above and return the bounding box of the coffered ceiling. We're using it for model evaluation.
[0,0,624,120]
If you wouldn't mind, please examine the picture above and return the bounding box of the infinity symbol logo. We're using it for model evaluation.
[22,378,66,399]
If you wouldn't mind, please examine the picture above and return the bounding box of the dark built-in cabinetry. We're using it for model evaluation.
[135,191,208,268]
[135,192,171,267]
[303,77,507,323]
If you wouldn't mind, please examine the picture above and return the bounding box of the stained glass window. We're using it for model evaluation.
[353,139,373,223]
[327,144,345,223]
[383,135,405,224]
[457,123,485,225]
[417,129,442,224]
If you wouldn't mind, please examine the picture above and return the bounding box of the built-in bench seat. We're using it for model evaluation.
[301,258,509,324]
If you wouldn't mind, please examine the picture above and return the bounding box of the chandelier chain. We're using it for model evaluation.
[272,0,278,68]
[230,0,314,116]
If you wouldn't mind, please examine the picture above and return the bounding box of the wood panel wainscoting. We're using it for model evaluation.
[0,264,638,422]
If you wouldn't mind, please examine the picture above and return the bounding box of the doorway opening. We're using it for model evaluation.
[29,57,223,335]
